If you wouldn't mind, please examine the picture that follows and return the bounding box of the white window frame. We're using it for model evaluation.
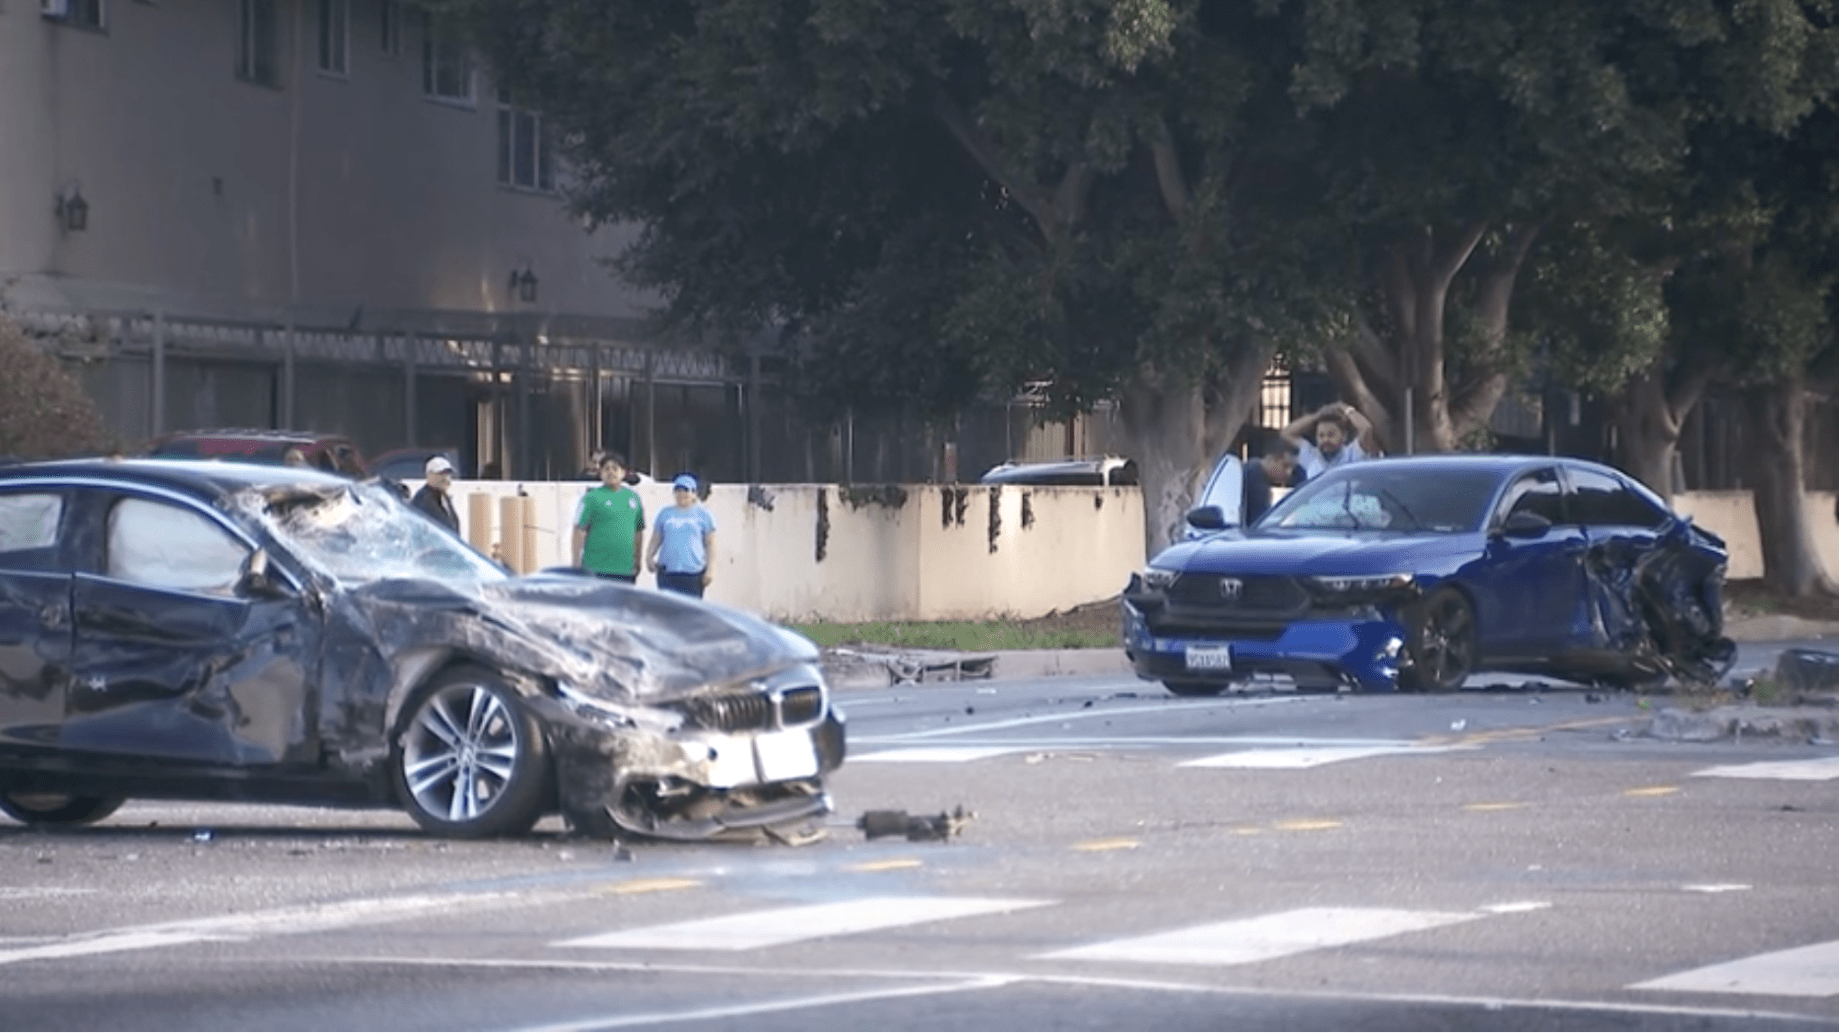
[317,0,349,77]
[380,0,402,56]
[236,0,280,87]
[421,12,474,105]
[43,0,106,30]
[496,87,556,193]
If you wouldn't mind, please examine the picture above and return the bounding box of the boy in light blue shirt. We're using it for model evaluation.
[646,474,717,597]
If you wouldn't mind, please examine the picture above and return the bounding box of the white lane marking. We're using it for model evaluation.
[0,890,525,966]
[1041,907,1480,966]
[850,746,1022,763]
[876,697,1305,741]
[559,896,1053,952]
[527,976,1017,1031]
[0,887,97,899]
[1479,901,1551,915]
[1180,744,1462,769]
[1693,757,1839,781]
[1632,938,1839,996]
[1683,884,1751,894]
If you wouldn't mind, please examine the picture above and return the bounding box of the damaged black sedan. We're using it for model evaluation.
[0,460,844,839]
[1124,454,1735,695]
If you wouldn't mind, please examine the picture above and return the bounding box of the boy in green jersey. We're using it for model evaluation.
[573,453,646,581]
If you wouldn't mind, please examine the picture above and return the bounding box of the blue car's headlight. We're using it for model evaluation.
[1140,566,1180,592]
[1310,573,1416,594]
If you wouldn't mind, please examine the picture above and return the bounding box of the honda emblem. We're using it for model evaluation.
[1218,578,1243,600]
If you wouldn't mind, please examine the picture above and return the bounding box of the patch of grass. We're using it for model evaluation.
[790,619,1117,652]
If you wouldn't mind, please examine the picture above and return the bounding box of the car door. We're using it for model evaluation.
[1566,465,1673,651]
[1186,452,1246,535]
[1474,467,1589,660]
[62,489,323,767]
[0,488,74,752]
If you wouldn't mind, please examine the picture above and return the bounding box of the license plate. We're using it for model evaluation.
[754,728,820,781]
[1184,644,1233,671]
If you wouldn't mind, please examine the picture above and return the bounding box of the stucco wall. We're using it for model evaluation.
[441,482,1836,622]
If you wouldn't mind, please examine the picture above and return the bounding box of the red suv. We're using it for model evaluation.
[148,429,369,477]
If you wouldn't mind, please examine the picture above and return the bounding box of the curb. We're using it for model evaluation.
[1645,703,1839,744]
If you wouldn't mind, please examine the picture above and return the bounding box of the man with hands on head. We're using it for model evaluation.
[1280,401,1380,480]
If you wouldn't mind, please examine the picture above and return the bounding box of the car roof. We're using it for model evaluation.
[153,428,352,444]
[1308,454,1621,477]
[0,457,355,498]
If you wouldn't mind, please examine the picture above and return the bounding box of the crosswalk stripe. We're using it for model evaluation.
[850,746,1021,763]
[1039,907,1480,966]
[1693,757,1839,781]
[1631,938,1839,996]
[556,896,1054,952]
[1179,745,1460,769]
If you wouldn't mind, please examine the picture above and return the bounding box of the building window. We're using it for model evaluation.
[421,13,473,103]
[237,0,279,87]
[497,88,555,192]
[317,0,348,75]
[42,0,106,30]
[380,0,401,56]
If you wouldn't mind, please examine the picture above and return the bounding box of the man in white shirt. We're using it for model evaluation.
[1281,402,1379,480]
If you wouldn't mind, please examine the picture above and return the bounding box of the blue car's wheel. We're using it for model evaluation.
[1404,588,1474,692]
[0,792,125,827]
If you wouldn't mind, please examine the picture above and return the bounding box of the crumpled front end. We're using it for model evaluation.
[1121,570,1414,693]
[1585,517,1735,686]
[535,661,847,840]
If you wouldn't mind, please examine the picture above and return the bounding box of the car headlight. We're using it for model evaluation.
[1311,573,1415,594]
[1140,566,1180,592]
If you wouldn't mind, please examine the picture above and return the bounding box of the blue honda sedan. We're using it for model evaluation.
[1121,454,1734,695]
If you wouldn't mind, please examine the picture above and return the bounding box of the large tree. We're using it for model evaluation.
[439,0,1839,559]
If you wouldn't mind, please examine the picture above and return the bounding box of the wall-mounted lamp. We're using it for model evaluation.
[55,180,89,233]
[508,262,538,304]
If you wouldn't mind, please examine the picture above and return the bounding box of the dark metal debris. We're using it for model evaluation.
[857,806,973,842]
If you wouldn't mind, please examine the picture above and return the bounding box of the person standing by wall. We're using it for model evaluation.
[647,474,717,597]
[573,453,645,582]
[409,455,461,533]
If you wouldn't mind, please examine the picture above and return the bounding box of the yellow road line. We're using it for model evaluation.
[1273,819,1344,832]
[1624,785,1679,797]
[844,858,924,873]
[1072,837,1140,852]
[601,878,702,895]
[1462,801,1528,812]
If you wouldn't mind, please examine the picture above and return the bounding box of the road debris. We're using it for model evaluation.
[857,806,974,842]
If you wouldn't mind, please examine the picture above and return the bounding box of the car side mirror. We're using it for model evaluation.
[1186,505,1228,531]
[1499,511,1552,539]
[237,548,288,600]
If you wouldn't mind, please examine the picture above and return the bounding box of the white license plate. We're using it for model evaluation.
[1185,644,1233,671]
[754,728,820,782]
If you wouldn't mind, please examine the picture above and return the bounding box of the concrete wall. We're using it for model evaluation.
[1,0,650,321]
[439,482,1837,623]
[448,481,1147,623]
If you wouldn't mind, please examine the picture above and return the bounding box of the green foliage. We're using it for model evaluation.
[0,316,114,460]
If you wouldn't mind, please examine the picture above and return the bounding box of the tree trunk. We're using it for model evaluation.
[1326,223,1536,455]
[1119,370,1207,558]
[1741,378,1838,597]
[1611,370,1685,496]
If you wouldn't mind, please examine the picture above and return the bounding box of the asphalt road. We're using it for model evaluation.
[4,641,1838,1030]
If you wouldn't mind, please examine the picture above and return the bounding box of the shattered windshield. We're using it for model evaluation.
[247,482,508,585]
[1264,467,1502,533]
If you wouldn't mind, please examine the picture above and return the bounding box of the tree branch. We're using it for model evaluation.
[928,83,1061,240]
[1150,115,1189,220]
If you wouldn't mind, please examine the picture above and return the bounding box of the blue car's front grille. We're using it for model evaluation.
[1168,574,1308,612]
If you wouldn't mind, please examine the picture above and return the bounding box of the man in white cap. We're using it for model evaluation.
[410,454,461,534]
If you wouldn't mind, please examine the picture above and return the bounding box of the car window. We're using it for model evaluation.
[1264,467,1501,533]
[1566,468,1669,529]
[107,497,250,595]
[0,493,63,554]
[1497,468,1567,527]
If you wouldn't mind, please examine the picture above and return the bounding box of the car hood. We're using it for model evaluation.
[342,573,818,704]
[1154,528,1480,576]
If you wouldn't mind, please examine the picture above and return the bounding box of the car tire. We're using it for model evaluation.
[0,792,126,827]
[1162,681,1225,698]
[1402,588,1475,693]
[391,666,552,839]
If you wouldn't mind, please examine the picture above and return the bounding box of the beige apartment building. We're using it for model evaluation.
[0,0,771,479]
